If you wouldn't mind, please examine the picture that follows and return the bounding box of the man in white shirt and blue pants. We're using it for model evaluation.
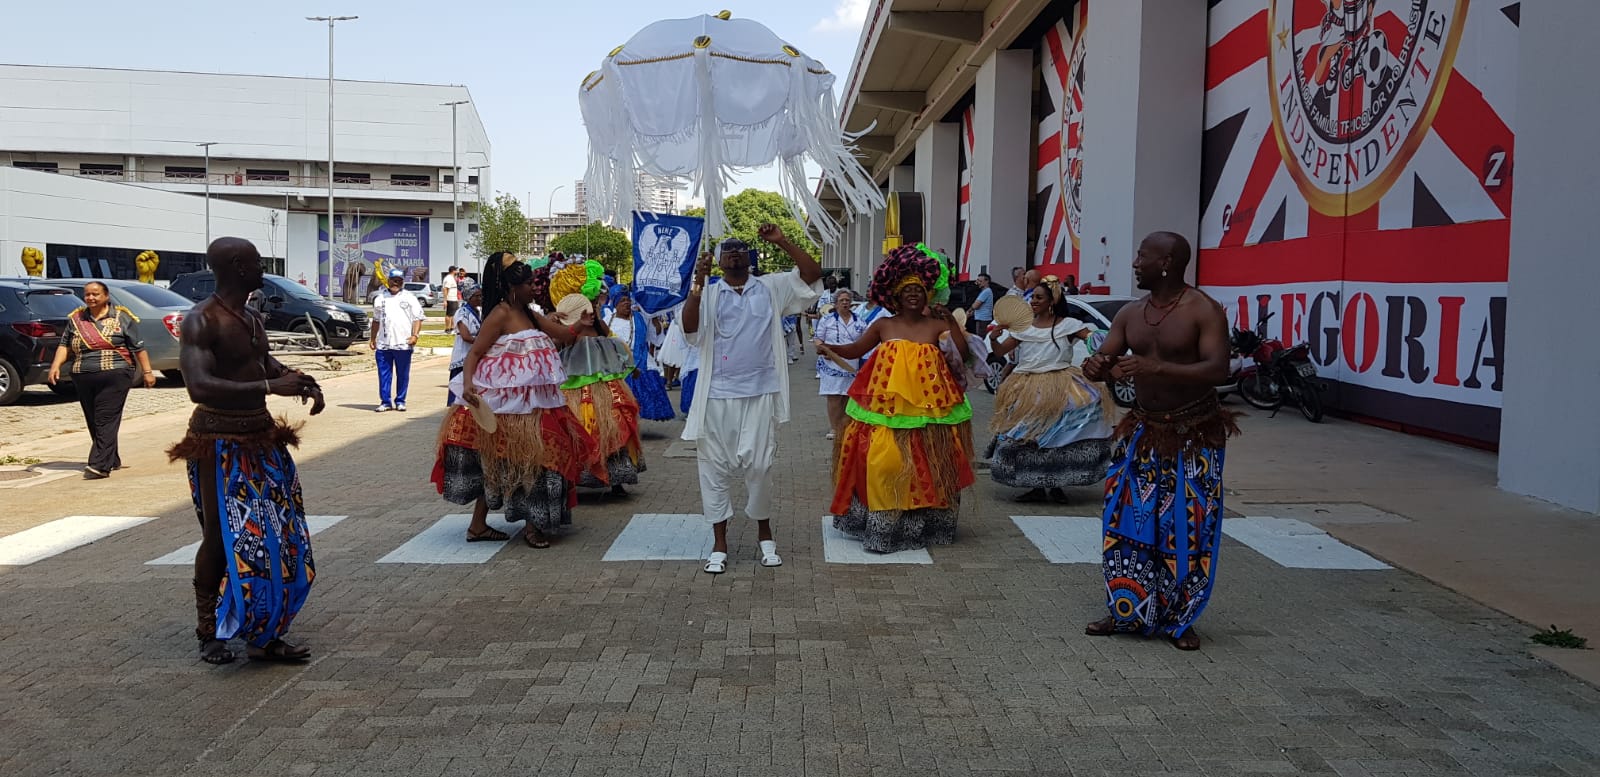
[370,268,424,412]
[681,224,823,574]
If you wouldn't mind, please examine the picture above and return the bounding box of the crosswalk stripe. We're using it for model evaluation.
[376,514,520,564]
[1222,517,1391,570]
[602,514,713,561]
[0,515,158,566]
[145,515,348,566]
[1011,516,1103,564]
[820,516,933,564]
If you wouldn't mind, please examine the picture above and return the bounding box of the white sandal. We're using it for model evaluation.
[703,551,728,575]
[758,540,782,568]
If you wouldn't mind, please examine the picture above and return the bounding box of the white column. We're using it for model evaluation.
[915,122,960,262]
[1499,0,1600,514]
[970,50,1032,282]
[887,164,915,193]
[1081,0,1207,293]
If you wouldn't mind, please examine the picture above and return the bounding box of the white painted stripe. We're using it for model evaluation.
[146,515,347,566]
[377,514,520,564]
[0,515,157,566]
[1011,516,1102,564]
[602,514,713,561]
[820,516,932,565]
[1223,517,1391,570]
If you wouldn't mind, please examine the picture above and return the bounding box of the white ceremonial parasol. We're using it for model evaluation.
[579,10,883,243]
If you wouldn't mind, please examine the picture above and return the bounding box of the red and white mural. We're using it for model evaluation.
[1198,0,1517,442]
[957,104,976,280]
[1035,1,1087,283]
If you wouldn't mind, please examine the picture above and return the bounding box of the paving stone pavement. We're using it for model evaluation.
[1,358,1598,777]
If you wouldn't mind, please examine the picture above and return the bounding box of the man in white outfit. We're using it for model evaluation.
[681,224,822,574]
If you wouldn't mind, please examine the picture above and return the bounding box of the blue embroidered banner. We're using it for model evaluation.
[631,211,705,314]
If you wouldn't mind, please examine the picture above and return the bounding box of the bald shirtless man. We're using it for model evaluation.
[167,238,325,665]
[1081,231,1238,651]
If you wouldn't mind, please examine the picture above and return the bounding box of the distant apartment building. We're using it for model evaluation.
[574,173,684,217]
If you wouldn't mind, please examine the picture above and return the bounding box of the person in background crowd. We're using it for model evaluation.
[447,279,482,406]
[607,286,675,423]
[1082,231,1237,652]
[1063,274,1081,296]
[969,273,994,335]
[442,264,460,329]
[811,288,867,441]
[370,269,425,412]
[682,225,822,574]
[1008,267,1026,297]
[47,281,157,479]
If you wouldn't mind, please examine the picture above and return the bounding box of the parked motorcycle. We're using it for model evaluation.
[1233,311,1324,422]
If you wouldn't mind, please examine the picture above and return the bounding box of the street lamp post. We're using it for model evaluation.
[441,99,470,275]
[196,142,217,245]
[307,14,358,297]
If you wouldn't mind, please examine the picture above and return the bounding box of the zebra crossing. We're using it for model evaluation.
[0,510,1391,571]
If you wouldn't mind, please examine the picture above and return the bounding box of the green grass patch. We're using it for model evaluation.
[1530,625,1588,649]
[0,455,42,466]
[415,334,455,349]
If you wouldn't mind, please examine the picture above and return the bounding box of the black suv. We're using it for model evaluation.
[0,280,84,405]
[169,271,368,350]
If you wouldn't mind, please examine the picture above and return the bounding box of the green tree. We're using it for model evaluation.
[550,222,634,282]
[684,189,820,274]
[467,193,529,258]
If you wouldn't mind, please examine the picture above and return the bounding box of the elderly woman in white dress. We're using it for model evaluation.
[811,288,868,440]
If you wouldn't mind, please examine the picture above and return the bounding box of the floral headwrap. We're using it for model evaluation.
[869,245,943,310]
[549,255,607,302]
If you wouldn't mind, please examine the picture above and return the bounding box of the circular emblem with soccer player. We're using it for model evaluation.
[1060,15,1087,251]
[1267,0,1466,214]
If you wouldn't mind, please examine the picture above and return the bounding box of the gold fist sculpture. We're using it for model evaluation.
[135,250,160,284]
[21,246,44,277]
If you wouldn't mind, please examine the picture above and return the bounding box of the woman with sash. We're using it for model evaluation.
[47,281,157,479]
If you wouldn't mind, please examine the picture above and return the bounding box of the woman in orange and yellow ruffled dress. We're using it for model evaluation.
[816,246,975,553]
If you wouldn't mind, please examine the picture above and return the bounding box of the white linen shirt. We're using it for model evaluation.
[681,269,821,441]
[708,281,780,399]
[373,288,424,351]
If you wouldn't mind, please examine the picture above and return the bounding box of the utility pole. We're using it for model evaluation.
[196,142,217,245]
[441,99,470,275]
[307,14,358,296]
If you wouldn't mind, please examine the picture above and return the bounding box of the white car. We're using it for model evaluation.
[367,281,435,307]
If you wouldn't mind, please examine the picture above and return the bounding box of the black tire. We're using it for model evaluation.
[984,370,1002,394]
[1111,378,1137,409]
[289,320,328,348]
[1239,371,1283,410]
[0,358,22,406]
[1295,378,1325,422]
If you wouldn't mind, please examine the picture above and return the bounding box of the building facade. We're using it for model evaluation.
[527,212,589,257]
[821,1,1590,512]
[0,65,491,297]
[1,166,280,282]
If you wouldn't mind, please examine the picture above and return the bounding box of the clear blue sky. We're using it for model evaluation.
[5,0,868,215]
